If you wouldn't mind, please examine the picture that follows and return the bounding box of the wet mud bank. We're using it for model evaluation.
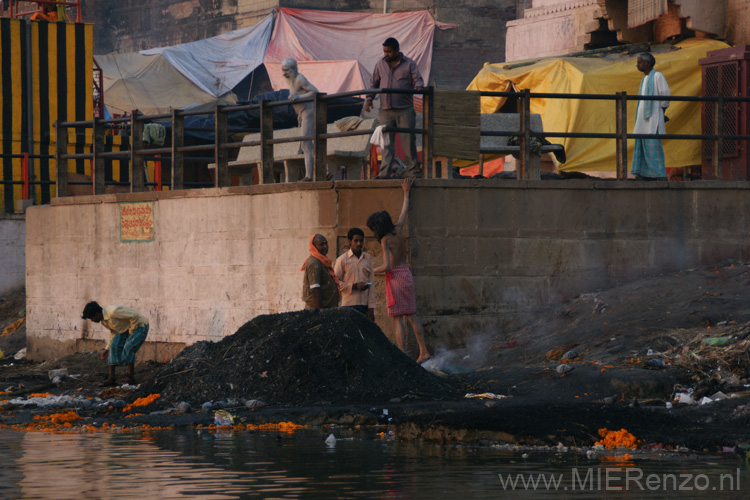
[3,263,750,455]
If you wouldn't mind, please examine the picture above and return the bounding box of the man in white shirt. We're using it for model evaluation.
[334,228,376,321]
[631,52,671,180]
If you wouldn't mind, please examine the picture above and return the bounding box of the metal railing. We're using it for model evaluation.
[3,87,750,207]
[53,88,433,195]
[479,89,750,180]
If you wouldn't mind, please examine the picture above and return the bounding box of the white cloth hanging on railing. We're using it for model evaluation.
[369,125,389,148]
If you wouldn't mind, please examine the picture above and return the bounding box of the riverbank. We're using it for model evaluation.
[2,262,750,453]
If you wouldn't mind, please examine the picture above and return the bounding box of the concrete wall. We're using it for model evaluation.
[83,0,516,90]
[727,0,750,46]
[0,214,25,296]
[25,180,750,361]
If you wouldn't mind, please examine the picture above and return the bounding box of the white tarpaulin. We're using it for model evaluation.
[140,14,274,97]
[264,8,458,95]
[95,52,235,115]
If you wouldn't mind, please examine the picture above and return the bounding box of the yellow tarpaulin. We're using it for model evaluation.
[466,38,730,172]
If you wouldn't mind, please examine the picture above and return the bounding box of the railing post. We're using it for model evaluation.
[313,92,328,181]
[519,88,531,180]
[423,86,434,179]
[260,99,274,184]
[55,120,68,197]
[214,105,229,187]
[21,153,29,200]
[155,155,162,191]
[92,117,106,194]
[171,109,184,190]
[615,91,628,179]
[712,94,724,180]
[129,110,145,192]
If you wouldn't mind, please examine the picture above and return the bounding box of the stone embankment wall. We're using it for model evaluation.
[25,180,750,360]
[0,214,25,296]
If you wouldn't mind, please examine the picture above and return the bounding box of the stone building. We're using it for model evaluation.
[83,0,518,90]
[507,0,750,62]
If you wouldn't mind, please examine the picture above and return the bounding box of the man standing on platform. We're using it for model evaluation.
[364,37,424,179]
[282,58,320,182]
[631,52,671,180]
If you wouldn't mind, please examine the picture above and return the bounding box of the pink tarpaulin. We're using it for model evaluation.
[264,8,458,95]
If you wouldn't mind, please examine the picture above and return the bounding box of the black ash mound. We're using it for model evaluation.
[135,308,463,406]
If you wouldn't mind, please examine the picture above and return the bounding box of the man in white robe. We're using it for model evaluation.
[631,52,670,180]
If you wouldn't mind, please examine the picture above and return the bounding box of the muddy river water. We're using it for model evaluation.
[1,428,748,499]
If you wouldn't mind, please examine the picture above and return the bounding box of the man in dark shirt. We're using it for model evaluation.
[365,37,424,179]
[302,234,339,309]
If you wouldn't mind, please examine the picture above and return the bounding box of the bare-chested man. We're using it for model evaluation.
[281,58,319,182]
[367,178,431,363]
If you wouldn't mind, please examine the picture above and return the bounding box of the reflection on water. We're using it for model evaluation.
[0,428,748,499]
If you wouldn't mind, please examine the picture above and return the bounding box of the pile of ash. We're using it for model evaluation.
[135,308,463,407]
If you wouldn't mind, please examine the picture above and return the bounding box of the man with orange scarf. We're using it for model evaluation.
[301,234,340,309]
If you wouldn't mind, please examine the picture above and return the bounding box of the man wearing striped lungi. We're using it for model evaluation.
[367,179,431,363]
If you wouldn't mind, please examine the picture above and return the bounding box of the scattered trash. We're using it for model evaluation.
[596,395,619,404]
[545,348,565,361]
[556,364,574,376]
[710,391,728,401]
[213,410,234,426]
[675,393,695,405]
[593,298,607,314]
[13,348,26,360]
[382,409,389,416]
[702,337,730,347]
[722,446,736,453]
[646,349,654,356]
[325,433,337,447]
[561,350,578,360]
[0,348,3,360]
[665,402,673,409]
[1,317,25,336]
[646,359,666,368]
[245,399,265,409]
[48,368,69,380]
[699,397,714,405]
[464,392,509,400]
[2,394,87,408]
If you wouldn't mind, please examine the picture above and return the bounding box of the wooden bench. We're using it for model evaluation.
[209,118,376,184]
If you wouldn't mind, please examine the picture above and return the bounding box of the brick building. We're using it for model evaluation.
[507,0,750,62]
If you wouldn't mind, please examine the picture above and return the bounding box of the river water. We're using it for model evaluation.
[0,428,747,499]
